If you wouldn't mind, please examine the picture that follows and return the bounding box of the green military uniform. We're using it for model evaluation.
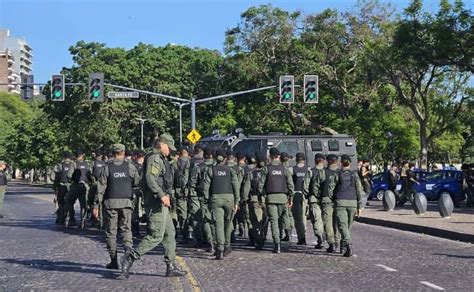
[131,148,176,261]
[0,161,8,217]
[329,164,363,257]
[89,157,106,227]
[189,157,215,248]
[281,159,293,241]
[302,164,325,247]
[186,155,203,241]
[289,161,309,244]
[226,160,244,239]
[121,134,187,278]
[258,158,294,253]
[53,158,74,224]
[66,158,92,227]
[131,160,144,236]
[321,164,342,250]
[174,155,191,237]
[203,159,240,258]
[242,162,268,249]
[98,148,140,269]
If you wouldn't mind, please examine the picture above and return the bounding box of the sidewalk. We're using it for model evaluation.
[358,201,474,244]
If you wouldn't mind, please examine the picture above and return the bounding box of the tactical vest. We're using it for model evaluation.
[250,168,262,196]
[265,164,288,194]
[60,161,72,183]
[174,158,188,189]
[104,161,133,200]
[75,160,89,182]
[292,165,307,192]
[92,160,105,179]
[0,171,6,186]
[321,168,338,197]
[335,170,357,200]
[211,165,233,195]
[196,162,209,197]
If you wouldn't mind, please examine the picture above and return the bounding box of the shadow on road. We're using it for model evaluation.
[433,253,474,259]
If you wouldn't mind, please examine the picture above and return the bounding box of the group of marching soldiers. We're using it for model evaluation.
[52,134,364,277]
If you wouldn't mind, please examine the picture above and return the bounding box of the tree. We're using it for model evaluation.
[382,0,473,169]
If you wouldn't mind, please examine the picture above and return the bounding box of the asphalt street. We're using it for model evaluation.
[0,182,473,291]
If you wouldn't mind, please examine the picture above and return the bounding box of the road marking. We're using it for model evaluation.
[420,281,445,290]
[176,256,202,292]
[375,264,397,272]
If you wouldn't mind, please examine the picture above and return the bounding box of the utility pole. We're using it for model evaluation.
[171,102,189,143]
[135,116,148,150]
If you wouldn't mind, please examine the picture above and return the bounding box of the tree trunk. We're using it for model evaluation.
[419,122,428,170]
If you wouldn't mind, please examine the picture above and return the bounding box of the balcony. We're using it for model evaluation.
[20,55,32,64]
[20,62,32,71]
[7,75,16,81]
[7,58,15,65]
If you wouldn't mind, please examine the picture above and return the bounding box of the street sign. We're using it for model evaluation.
[187,129,202,144]
[107,91,139,99]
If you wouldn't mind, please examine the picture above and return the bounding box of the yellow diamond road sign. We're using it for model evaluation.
[187,129,201,144]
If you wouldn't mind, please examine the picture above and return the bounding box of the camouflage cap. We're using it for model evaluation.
[0,160,6,165]
[159,133,176,151]
[112,143,126,153]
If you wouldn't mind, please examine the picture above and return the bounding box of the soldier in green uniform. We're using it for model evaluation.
[203,149,240,260]
[66,150,92,228]
[289,153,309,245]
[169,151,179,229]
[121,134,187,278]
[226,151,244,241]
[279,152,293,242]
[0,160,8,218]
[236,152,250,238]
[320,154,342,252]
[98,144,140,269]
[53,152,74,224]
[329,155,363,257]
[189,147,215,252]
[89,149,105,228]
[242,152,268,249]
[131,150,145,237]
[303,154,326,249]
[258,148,294,253]
[174,146,191,241]
[240,154,256,246]
[186,147,204,243]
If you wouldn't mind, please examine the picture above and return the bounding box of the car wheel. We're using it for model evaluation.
[376,190,385,201]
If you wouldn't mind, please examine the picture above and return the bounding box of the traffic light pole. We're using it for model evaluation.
[190,85,277,129]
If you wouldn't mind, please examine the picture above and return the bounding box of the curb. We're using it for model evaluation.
[356,216,474,244]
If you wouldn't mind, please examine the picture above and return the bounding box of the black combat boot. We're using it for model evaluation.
[326,243,335,253]
[207,242,215,254]
[343,245,353,257]
[166,262,188,277]
[282,230,291,242]
[106,254,119,270]
[315,235,324,249]
[273,243,281,254]
[215,250,224,260]
[297,237,307,245]
[224,246,232,257]
[120,251,135,279]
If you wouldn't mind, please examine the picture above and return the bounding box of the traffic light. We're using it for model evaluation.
[304,75,318,103]
[89,72,104,102]
[51,74,65,101]
[21,74,34,100]
[279,75,294,104]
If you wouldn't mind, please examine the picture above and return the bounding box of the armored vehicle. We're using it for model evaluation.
[197,130,358,169]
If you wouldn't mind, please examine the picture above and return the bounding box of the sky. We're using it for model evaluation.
[0,0,442,83]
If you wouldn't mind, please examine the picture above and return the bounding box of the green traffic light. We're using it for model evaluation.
[54,91,62,98]
[284,93,292,99]
[308,93,315,99]
[92,91,100,98]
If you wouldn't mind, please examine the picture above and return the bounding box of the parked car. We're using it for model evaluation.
[369,169,427,200]
[418,170,464,202]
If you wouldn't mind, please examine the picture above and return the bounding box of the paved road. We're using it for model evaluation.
[0,182,473,291]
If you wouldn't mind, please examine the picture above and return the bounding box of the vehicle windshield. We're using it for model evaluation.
[232,140,262,156]
[425,171,444,181]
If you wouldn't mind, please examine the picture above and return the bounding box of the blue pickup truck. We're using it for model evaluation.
[369,169,464,202]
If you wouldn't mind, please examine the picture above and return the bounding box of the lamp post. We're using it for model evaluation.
[135,116,148,150]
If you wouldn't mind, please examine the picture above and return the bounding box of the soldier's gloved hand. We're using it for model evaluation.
[161,195,171,207]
